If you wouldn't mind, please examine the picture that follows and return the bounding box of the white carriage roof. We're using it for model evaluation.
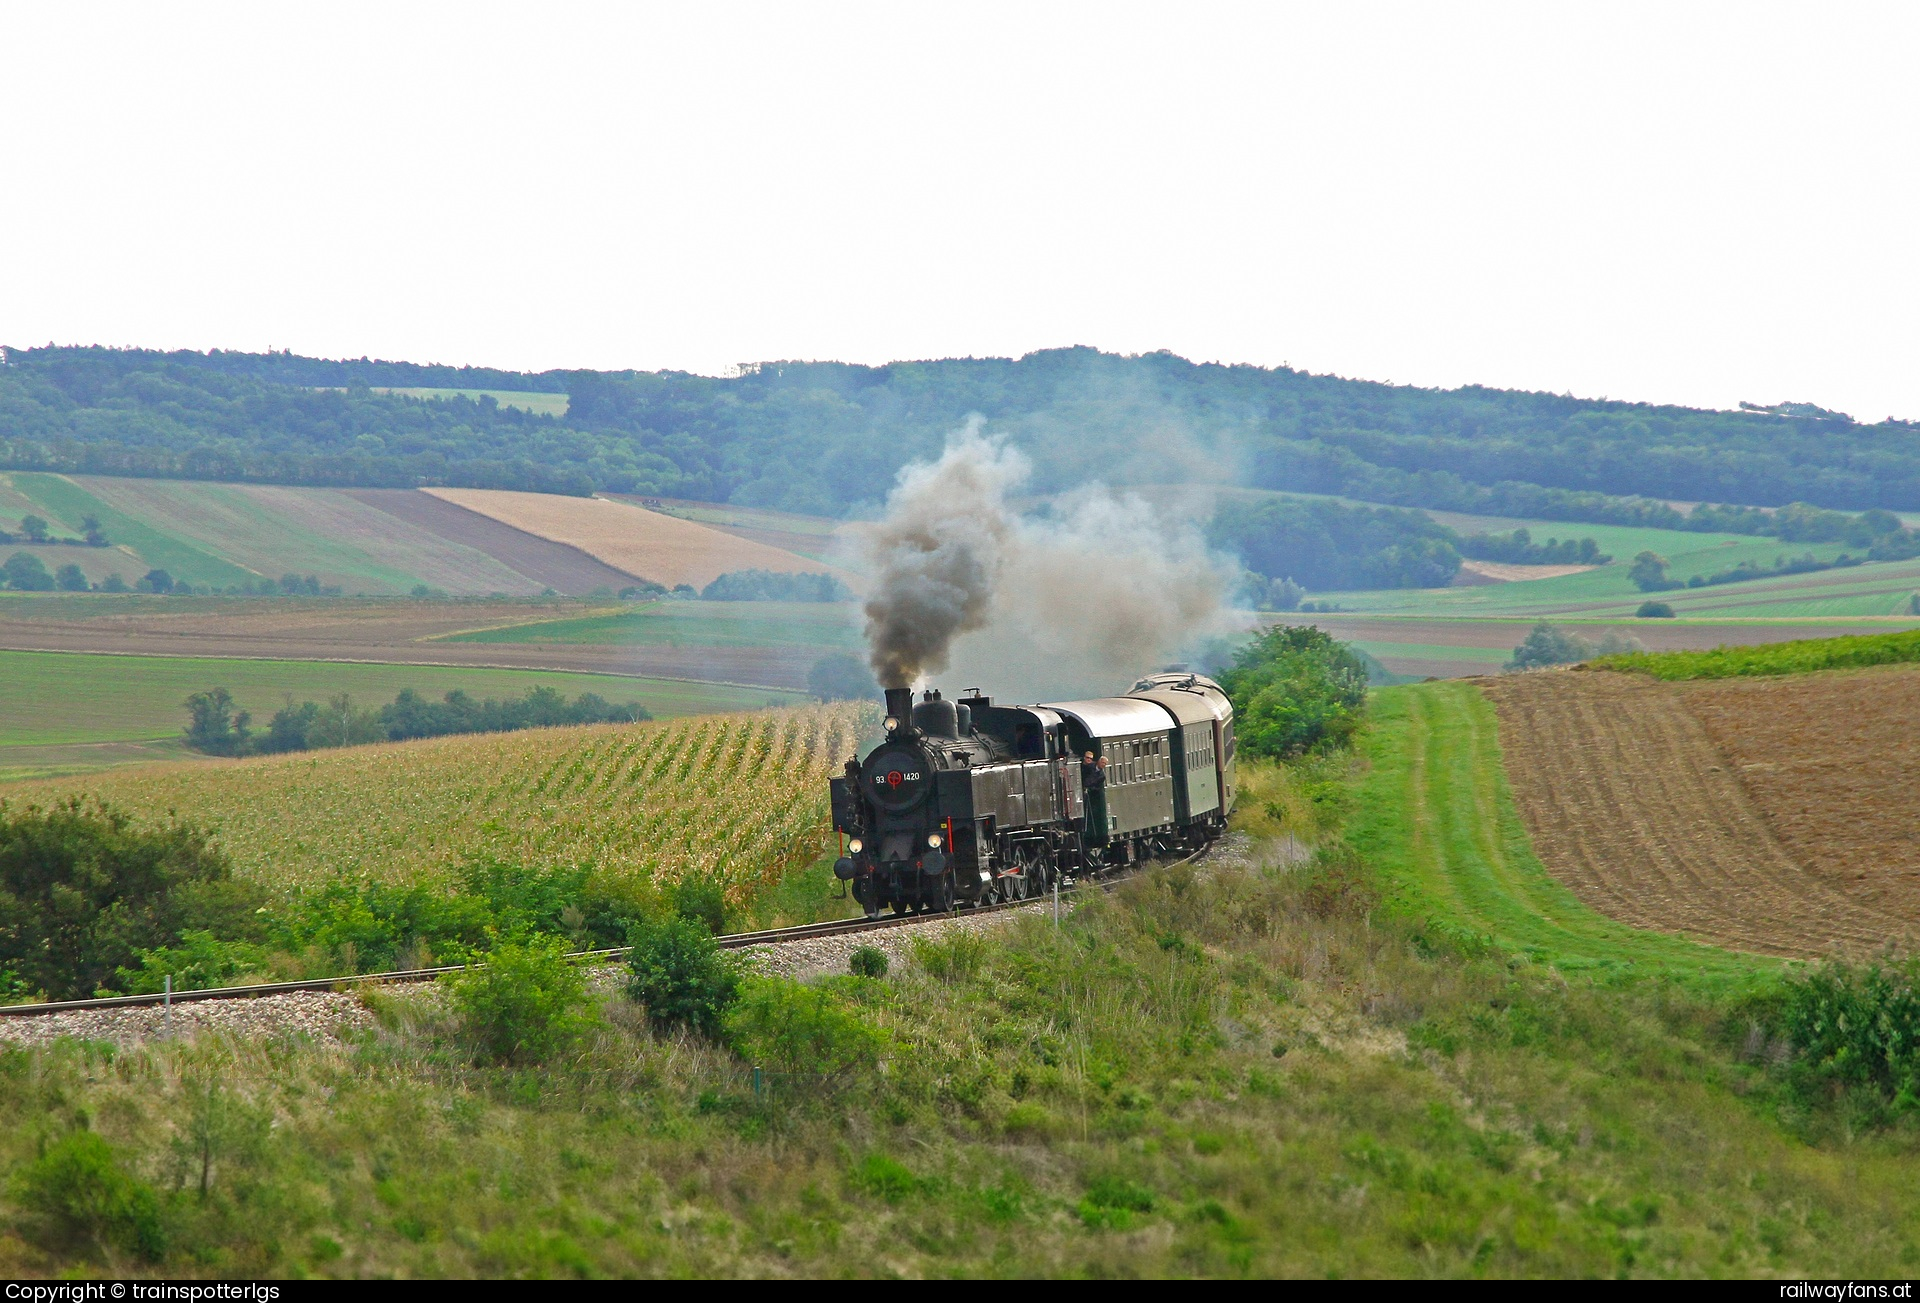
[1127,689,1217,727]
[1041,697,1177,739]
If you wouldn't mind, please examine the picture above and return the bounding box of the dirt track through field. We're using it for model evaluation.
[1483,670,1912,958]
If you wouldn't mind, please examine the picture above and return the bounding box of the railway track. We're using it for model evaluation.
[0,845,1206,1021]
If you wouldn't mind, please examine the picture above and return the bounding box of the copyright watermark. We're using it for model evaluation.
[5,1289,279,1303]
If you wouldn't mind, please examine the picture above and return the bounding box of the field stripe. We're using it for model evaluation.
[1352,680,1776,988]
[9,473,257,587]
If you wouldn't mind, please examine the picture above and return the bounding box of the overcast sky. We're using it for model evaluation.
[2,2,1915,418]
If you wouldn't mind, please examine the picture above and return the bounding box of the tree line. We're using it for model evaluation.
[8,345,1920,523]
[0,559,341,594]
[182,684,650,756]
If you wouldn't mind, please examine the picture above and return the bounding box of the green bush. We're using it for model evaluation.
[116,930,270,994]
[725,976,887,1085]
[12,1130,166,1259]
[849,945,888,978]
[447,936,597,1065]
[627,915,740,1036]
[1778,959,1920,1110]
[1634,601,1676,618]
[0,799,265,1000]
[671,875,730,935]
[1217,625,1370,760]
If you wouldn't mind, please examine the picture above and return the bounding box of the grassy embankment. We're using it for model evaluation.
[6,680,1920,1276]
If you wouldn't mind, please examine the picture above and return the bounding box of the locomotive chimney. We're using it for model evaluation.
[884,687,914,734]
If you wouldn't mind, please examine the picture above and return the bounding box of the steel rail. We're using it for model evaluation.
[0,843,1208,1019]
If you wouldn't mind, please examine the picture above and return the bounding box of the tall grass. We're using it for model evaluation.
[1594,628,1920,680]
[5,845,1920,1277]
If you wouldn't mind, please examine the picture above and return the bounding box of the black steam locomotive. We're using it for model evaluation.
[829,677,1237,916]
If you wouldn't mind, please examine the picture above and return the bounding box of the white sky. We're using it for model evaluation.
[2,2,1916,419]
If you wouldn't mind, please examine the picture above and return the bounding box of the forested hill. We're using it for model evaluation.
[3,344,1917,516]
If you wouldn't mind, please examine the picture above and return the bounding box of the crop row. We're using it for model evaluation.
[7,701,878,901]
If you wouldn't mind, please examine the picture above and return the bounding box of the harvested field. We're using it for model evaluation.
[75,476,537,594]
[604,494,849,564]
[1682,664,1920,916]
[1453,560,1599,585]
[348,489,634,594]
[1482,670,1914,958]
[424,487,859,591]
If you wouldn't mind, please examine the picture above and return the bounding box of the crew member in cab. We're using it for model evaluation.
[1081,751,1105,794]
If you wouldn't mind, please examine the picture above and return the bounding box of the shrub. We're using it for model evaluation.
[12,1130,166,1259]
[447,936,597,1065]
[54,563,89,592]
[671,875,729,935]
[1778,959,1920,1110]
[627,915,740,1036]
[725,976,887,1085]
[1635,601,1676,618]
[0,799,264,1000]
[849,945,888,979]
[116,929,270,994]
[1217,625,1371,759]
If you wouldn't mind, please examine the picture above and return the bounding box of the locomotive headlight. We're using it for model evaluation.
[883,716,899,731]
[848,838,864,854]
[927,832,943,848]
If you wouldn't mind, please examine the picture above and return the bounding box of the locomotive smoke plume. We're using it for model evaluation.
[859,419,1020,689]
[858,421,1241,700]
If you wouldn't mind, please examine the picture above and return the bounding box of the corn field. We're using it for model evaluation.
[5,702,877,903]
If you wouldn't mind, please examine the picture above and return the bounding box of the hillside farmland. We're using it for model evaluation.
[422,487,862,591]
[7,701,870,900]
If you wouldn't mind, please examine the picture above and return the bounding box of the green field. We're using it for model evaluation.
[374,387,569,417]
[0,649,803,769]
[442,599,864,651]
[1596,628,1920,681]
[1345,640,1508,669]
[1350,680,1775,989]
[3,472,256,588]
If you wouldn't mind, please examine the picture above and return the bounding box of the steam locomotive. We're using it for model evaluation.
[829,676,1237,916]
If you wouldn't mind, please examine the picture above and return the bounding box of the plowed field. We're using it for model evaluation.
[1484,670,1920,958]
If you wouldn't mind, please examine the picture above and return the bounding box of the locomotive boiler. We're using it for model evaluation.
[829,676,1237,917]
